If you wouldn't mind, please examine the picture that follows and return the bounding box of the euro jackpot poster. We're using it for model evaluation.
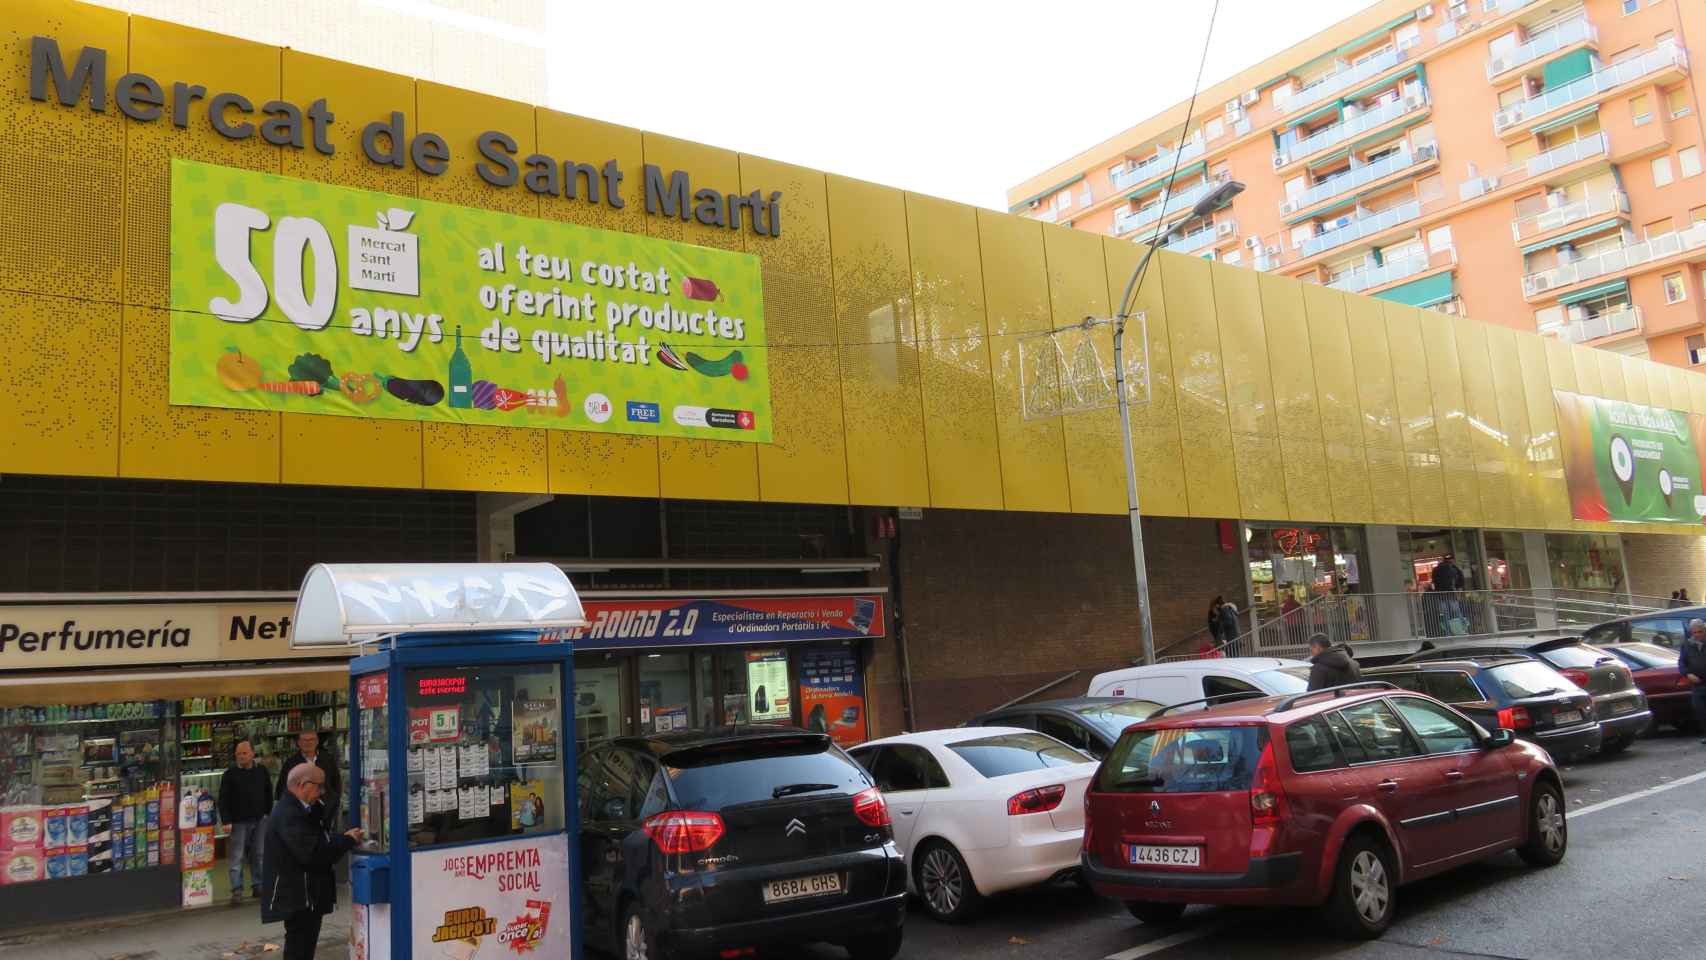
[1553,389,1706,524]
[169,160,770,441]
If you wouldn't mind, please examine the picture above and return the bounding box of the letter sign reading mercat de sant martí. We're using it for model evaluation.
[29,37,776,443]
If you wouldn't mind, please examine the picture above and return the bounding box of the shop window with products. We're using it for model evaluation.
[1245,524,1371,650]
[1400,527,1485,638]
[1545,533,1628,596]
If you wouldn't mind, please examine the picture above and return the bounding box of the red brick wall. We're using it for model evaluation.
[866,509,1247,736]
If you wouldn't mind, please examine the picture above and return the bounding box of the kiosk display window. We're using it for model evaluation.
[403,664,566,849]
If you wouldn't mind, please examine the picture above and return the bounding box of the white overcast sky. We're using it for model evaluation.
[547,0,1378,210]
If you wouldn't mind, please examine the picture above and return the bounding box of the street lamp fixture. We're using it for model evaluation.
[1113,178,1245,666]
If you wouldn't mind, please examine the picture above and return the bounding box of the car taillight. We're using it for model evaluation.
[643,811,725,853]
[853,787,891,827]
[1496,706,1533,730]
[1007,784,1067,816]
[1249,741,1287,826]
[1560,668,1591,689]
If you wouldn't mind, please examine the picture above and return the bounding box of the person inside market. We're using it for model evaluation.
[1680,619,1706,744]
[275,729,341,828]
[219,739,272,905]
[1306,632,1362,691]
[261,764,362,960]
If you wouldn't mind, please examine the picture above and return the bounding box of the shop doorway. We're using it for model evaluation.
[1544,533,1628,598]
[1483,531,1537,632]
[1399,527,1485,637]
[1245,525,1373,651]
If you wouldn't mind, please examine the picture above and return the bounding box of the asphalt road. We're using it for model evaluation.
[796,728,1706,960]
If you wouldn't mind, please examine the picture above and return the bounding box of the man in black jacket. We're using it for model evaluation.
[1681,619,1706,743]
[1307,633,1362,691]
[219,740,271,904]
[262,763,362,959]
[276,730,341,828]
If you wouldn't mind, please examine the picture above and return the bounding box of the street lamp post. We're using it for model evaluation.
[1112,179,1245,666]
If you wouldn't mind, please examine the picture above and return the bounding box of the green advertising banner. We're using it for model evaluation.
[1553,389,1706,524]
[169,159,770,441]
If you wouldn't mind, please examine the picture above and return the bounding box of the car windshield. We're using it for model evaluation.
[1257,667,1312,693]
[946,733,1090,778]
[1490,661,1576,699]
[1071,701,1163,738]
[662,737,868,810]
[1612,643,1678,669]
[1537,644,1606,669]
[1095,726,1266,794]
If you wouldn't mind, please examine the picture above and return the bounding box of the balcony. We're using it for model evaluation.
[1459,132,1609,202]
[1552,306,1643,344]
[1113,138,1206,193]
[1302,198,1425,259]
[1327,246,1455,295]
[1113,175,1230,236]
[1522,224,1706,298]
[1493,44,1689,136]
[1160,221,1233,254]
[1276,92,1429,168]
[1281,144,1436,216]
[1510,191,1629,243]
[1483,0,1540,19]
[1486,17,1596,80]
[1033,208,1058,224]
[1287,46,1409,115]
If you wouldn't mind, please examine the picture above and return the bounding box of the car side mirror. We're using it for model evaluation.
[1486,728,1516,748]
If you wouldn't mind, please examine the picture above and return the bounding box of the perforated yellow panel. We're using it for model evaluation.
[827,174,928,507]
[1302,285,1374,524]
[1107,238,1188,517]
[537,109,659,498]
[1418,310,1482,528]
[1261,275,1329,523]
[0,291,120,475]
[908,193,1001,510]
[1485,327,1541,531]
[413,81,547,492]
[979,210,1068,512]
[745,153,846,506]
[643,132,760,502]
[1517,332,1571,529]
[1383,304,1441,524]
[1,1,128,303]
[1044,225,1122,514]
[1160,254,1239,518]
[1452,316,1511,529]
[278,51,423,489]
[1343,296,1410,524]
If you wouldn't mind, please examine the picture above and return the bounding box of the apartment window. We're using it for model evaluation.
[1612,46,1641,64]
[1686,334,1706,366]
[1683,146,1703,178]
[1223,249,1243,266]
[1417,174,1445,202]
[1292,224,1315,249]
[1632,94,1653,126]
[1669,87,1692,119]
[1427,225,1454,253]
[1657,31,1675,47]
[1654,155,1674,187]
[1690,204,1706,227]
[1507,140,1540,164]
[1622,0,1639,14]
[1285,175,1306,198]
[1205,117,1224,141]
[1664,273,1686,304]
[1272,81,1294,110]
[1056,188,1073,211]
[1489,32,1518,59]
[1108,162,1128,181]
[1536,305,1565,330]
[1646,217,1675,238]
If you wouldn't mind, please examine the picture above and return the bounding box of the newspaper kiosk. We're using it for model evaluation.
[291,563,586,960]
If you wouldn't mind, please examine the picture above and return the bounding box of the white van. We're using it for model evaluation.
[1085,657,1313,707]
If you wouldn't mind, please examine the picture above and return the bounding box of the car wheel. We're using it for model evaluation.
[1125,901,1187,925]
[622,903,662,960]
[915,841,982,923]
[1323,836,1395,940]
[1601,734,1634,754]
[844,928,904,960]
[1517,782,1567,868]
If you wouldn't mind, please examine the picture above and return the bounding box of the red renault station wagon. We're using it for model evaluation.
[1081,682,1567,938]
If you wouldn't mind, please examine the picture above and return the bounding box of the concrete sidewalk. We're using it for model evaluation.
[0,900,350,960]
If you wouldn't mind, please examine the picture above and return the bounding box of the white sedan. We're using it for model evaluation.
[849,727,1099,922]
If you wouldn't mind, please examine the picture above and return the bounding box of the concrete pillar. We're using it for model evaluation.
[1523,532,1557,631]
[1366,524,1412,643]
[476,493,554,562]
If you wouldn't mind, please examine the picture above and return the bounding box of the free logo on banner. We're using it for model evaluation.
[625,401,660,423]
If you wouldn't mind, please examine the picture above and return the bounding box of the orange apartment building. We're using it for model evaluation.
[1008,0,1706,367]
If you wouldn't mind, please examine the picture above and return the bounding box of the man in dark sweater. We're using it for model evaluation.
[219,740,272,904]
[1681,619,1706,743]
[1307,633,1363,691]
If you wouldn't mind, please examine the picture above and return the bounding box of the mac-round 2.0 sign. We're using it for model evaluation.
[168,159,770,442]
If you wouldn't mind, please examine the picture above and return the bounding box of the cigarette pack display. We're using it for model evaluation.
[1,806,43,850]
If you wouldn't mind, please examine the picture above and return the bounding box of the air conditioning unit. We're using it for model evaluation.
[1530,275,1554,293]
[1281,198,1301,216]
[1265,245,1282,258]
[1417,4,1434,19]
[1242,89,1260,106]
[1417,143,1439,162]
[1404,93,1425,110]
[1273,153,1290,170]
[1246,236,1263,250]
[1226,98,1243,116]
[1217,220,1238,238]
